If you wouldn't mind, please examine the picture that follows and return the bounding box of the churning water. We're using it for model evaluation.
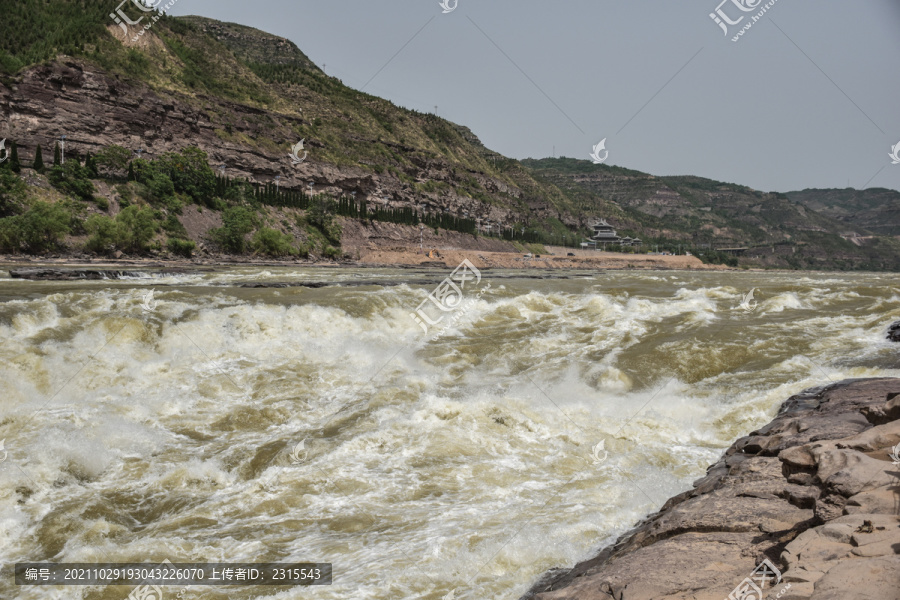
[0,266,898,600]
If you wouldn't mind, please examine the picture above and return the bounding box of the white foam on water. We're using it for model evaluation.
[0,270,898,599]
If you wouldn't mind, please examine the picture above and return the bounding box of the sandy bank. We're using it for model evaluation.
[1,247,727,272]
[357,246,725,270]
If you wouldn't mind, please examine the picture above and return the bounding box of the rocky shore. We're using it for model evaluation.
[523,378,900,600]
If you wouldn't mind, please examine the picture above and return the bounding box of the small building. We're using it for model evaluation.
[590,219,621,244]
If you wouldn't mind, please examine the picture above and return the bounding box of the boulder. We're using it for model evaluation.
[887,320,900,342]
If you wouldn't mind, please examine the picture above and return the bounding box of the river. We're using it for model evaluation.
[0,266,897,600]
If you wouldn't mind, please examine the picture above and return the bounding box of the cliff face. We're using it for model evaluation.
[0,17,548,231]
[524,378,900,600]
[0,57,432,211]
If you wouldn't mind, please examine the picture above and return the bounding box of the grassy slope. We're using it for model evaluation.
[523,158,900,270]
[173,15,571,217]
[787,188,900,236]
[2,2,900,268]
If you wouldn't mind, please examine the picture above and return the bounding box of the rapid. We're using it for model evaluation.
[0,266,897,600]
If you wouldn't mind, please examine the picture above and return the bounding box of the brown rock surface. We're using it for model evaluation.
[523,379,900,600]
[0,56,519,230]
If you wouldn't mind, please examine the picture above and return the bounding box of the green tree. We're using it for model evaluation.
[305,197,341,247]
[84,214,119,255]
[224,180,258,207]
[155,147,216,204]
[33,145,45,172]
[213,206,257,253]
[84,152,99,177]
[95,145,131,176]
[0,170,26,217]
[146,172,176,203]
[13,202,71,253]
[116,205,158,253]
[48,162,95,201]
[167,238,196,257]
[53,141,61,166]
[251,227,297,256]
[84,206,159,255]
[9,141,20,173]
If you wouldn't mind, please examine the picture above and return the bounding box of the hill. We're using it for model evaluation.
[0,1,899,270]
[786,188,900,236]
[523,158,900,270]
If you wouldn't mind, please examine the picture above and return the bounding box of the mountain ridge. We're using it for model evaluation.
[0,2,899,269]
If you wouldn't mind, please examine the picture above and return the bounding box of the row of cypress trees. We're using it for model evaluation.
[2,142,581,244]
[0,140,88,174]
[212,173,482,236]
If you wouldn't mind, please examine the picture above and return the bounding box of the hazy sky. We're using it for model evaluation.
[166,0,900,193]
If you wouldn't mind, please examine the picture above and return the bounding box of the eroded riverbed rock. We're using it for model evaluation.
[522,378,900,600]
[9,268,145,280]
[886,321,900,342]
[8,267,204,280]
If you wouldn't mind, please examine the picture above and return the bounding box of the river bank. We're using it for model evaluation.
[0,245,726,273]
[523,378,900,600]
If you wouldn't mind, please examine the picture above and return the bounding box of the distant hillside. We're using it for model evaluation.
[787,188,900,236]
[524,158,900,271]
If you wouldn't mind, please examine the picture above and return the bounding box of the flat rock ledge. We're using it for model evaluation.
[522,378,900,600]
[7,267,202,280]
